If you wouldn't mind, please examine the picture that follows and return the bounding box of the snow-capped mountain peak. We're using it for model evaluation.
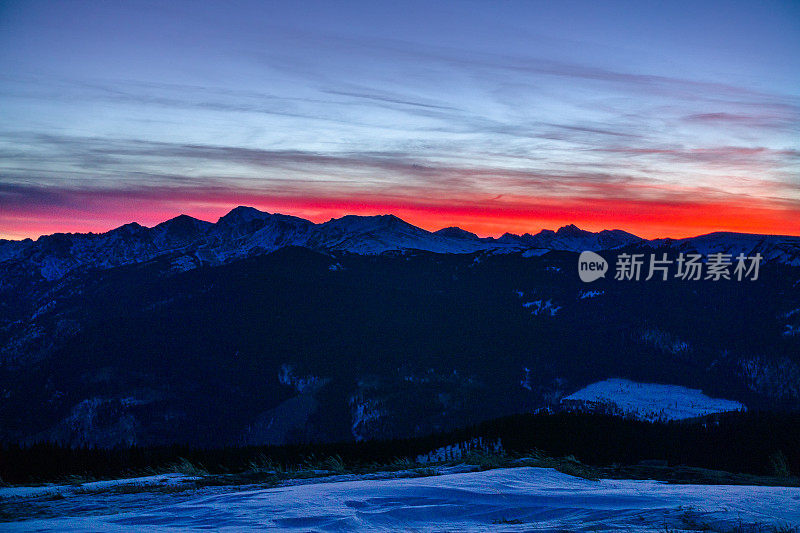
[648,232,800,266]
[311,214,493,254]
[434,227,481,240]
[216,205,272,225]
[153,214,210,233]
[1,208,798,281]
[555,224,585,237]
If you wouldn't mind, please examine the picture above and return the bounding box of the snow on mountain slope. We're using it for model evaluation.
[0,239,31,262]
[5,467,799,532]
[309,214,501,254]
[497,225,642,251]
[562,378,745,421]
[0,214,220,280]
[1,209,526,280]
[2,206,798,281]
[433,226,481,240]
[527,224,643,251]
[523,299,561,316]
[16,222,198,281]
[651,232,800,266]
[579,289,604,299]
[206,208,315,262]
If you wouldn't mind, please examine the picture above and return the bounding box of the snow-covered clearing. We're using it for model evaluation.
[562,378,745,422]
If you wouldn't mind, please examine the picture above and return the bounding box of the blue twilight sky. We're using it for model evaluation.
[0,0,798,239]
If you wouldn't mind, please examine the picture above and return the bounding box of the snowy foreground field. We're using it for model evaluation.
[3,467,800,532]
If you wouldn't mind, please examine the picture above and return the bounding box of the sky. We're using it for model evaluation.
[0,0,798,240]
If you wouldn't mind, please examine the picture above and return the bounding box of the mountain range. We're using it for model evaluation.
[2,206,798,282]
[1,207,798,447]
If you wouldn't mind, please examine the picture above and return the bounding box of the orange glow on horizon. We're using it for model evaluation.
[2,192,798,241]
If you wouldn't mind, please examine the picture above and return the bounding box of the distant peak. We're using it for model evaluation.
[155,214,211,232]
[218,206,269,224]
[164,214,196,224]
[434,227,480,240]
[231,205,261,213]
[329,213,412,227]
[555,224,586,236]
[599,228,642,239]
[373,214,405,224]
[497,232,526,244]
[113,222,143,231]
[109,222,145,236]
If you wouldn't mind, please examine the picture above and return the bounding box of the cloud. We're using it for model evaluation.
[2,133,797,204]
[323,88,460,111]
[591,145,800,173]
[2,177,798,242]
[2,25,798,241]
[290,29,799,105]
[684,112,800,131]
[2,132,799,241]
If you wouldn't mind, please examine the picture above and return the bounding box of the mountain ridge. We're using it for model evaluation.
[0,207,798,447]
[1,206,799,281]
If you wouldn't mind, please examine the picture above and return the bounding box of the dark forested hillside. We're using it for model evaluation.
[1,242,798,447]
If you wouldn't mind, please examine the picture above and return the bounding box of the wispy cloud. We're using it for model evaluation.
[1,3,798,240]
[2,133,798,240]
